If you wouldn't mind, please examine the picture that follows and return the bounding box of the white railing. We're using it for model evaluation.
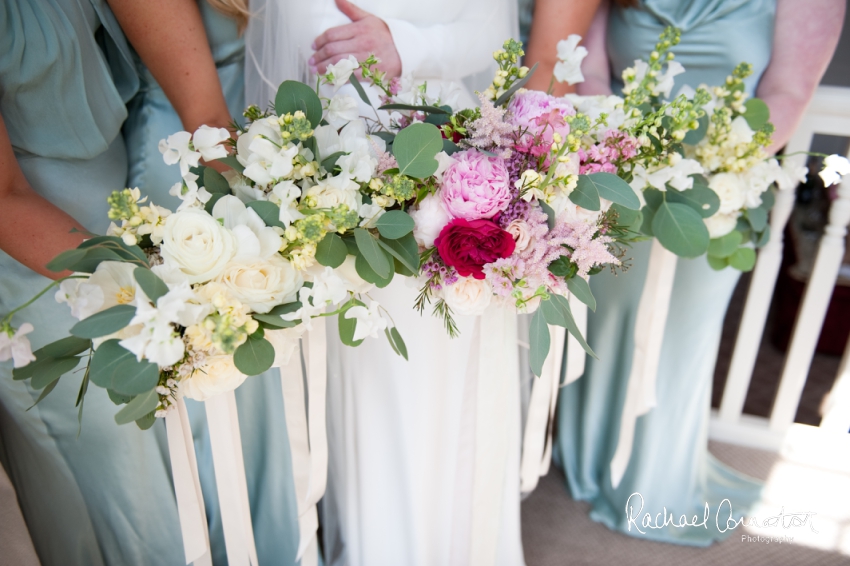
[710,86,850,450]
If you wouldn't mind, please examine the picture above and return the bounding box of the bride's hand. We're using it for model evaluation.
[309,0,402,78]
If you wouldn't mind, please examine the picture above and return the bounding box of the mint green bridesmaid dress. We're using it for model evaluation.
[122,4,302,564]
[554,0,774,545]
[0,1,188,564]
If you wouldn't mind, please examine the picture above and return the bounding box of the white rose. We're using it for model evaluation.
[216,254,303,313]
[409,192,450,248]
[303,175,361,210]
[709,172,747,214]
[181,355,248,401]
[161,208,235,283]
[704,211,740,238]
[336,255,373,294]
[506,219,533,253]
[441,278,492,316]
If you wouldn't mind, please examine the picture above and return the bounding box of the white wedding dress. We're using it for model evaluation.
[245,3,522,565]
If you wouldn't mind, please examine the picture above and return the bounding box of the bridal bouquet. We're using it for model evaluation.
[2,83,413,428]
[313,42,694,374]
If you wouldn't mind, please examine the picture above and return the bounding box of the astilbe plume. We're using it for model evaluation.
[467,93,516,159]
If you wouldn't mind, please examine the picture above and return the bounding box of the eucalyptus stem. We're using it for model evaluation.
[1,275,87,326]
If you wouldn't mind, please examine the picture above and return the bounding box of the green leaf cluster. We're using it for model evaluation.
[570,173,641,212]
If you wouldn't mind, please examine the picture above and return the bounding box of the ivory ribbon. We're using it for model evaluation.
[205,391,259,566]
[610,240,678,488]
[277,318,328,566]
[469,307,518,566]
[166,398,212,566]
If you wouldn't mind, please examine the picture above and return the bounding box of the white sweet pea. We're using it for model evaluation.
[326,55,359,91]
[633,156,703,192]
[243,138,299,187]
[409,192,450,248]
[326,94,359,129]
[344,301,387,341]
[0,323,36,368]
[303,174,361,211]
[192,125,230,161]
[565,94,627,132]
[271,181,305,228]
[310,266,349,306]
[159,131,201,177]
[55,277,104,320]
[774,160,808,191]
[654,61,685,99]
[820,154,850,187]
[337,149,377,183]
[553,35,588,85]
[280,287,325,330]
[169,171,211,211]
[222,170,266,203]
[358,202,385,228]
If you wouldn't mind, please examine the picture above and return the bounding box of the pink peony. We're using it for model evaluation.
[507,91,575,156]
[440,149,512,220]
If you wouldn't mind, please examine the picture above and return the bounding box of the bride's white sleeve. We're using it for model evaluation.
[382,0,518,80]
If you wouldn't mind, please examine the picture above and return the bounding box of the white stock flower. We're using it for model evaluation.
[326,94,360,129]
[192,125,230,161]
[704,211,740,238]
[654,61,685,99]
[159,131,200,177]
[709,172,747,214]
[181,354,247,401]
[169,171,212,211]
[553,35,588,85]
[820,154,850,187]
[326,55,359,90]
[161,208,236,283]
[212,195,282,260]
[344,300,387,341]
[216,254,302,313]
[409,192,450,248]
[440,278,492,316]
[0,323,36,368]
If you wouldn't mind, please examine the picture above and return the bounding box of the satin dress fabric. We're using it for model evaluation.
[0,1,192,564]
[122,4,302,565]
[554,0,776,546]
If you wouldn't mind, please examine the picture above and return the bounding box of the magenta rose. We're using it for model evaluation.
[435,218,516,280]
[507,91,575,156]
[440,149,512,220]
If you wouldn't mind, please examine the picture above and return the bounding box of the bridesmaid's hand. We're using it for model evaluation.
[310,0,402,78]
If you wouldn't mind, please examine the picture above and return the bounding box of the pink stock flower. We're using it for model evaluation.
[440,149,512,220]
[579,130,638,175]
[507,91,575,156]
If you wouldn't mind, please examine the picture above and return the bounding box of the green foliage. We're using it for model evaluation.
[233,331,275,376]
[114,389,159,425]
[348,73,372,106]
[13,336,90,381]
[569,176,602,211]
[548,294,597,358]
[566,277,596,312]
[378,103,449,114]
[275,81,323,128]
[528,308,551,377]
[134,267,169,303]
[384,327,409,360]
[354,228,391,279]
[392,123,443,179]
[321,151,346,172]
[665,185,721,218]
[216,155,245,174]
[548,256,578,279]
[729,247,756,271]
[29,357,81,390]
[539,200,557,230]
[355,252,393,288]
[70,305,137,339]
[315,233,348,268]
[494,62,538,107]
[247,201,285,228]
[203,167,231,194]
[376,233,419,275]
[708,231,743,258]
[682,114,709,145]
[652,201,710,258]
[47,236,148,273]
[745,206,768,232]
[89,339,160,395]
[743,98,770,130]
[338,298,366,347]
[580,172,641,210]
[375,210,415,240]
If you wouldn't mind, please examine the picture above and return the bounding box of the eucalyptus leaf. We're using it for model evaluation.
[253,313,298,329]
[528,308,551,377]
[580,172,641,210]
[27,379,60,410]
[652,201,710,258]
[643,188,664,211]
[567,277,596,312]
[743,98,770,131]
[761,187,776,210]
[390,327,408,360]
[756,226,771,248]
[384,328,401,356]
[135,412,157,430]
[707,255,729,270]
[639,205,656,237]
[321,151,346,172]
[539,200,557,230]
[746,206,768,232]
[89,339,160,395]
[338,299,365,347]
[13,337,91,381]
[275,80,323,127]
[30,357,81,390]
[547,256,577,279]
[392,123,443,179]
[355,253,393,288]
[348,73,372,106]
[266,301,303,317]
[233,332,275,376]
[494,63,538,107]
[108,388,134,406]
[666,186,720,218]
[315,232,348,268]
[375,210,415,240]
[729,247,757,272]
[70,304,137,339]
[549,294,597,358]
[442,139,461,155]
[376,236,419,275]
[114,389,160,425]
[45,248,88,273]
[354,228,391,278]
[216,154,245,174]
[134,267,169,303]
[203,168,230,194]
[707,231,743,258]
[570,176,602,211]
[611,203,640,228]
[76,236,148,264]
[378,103,449,114]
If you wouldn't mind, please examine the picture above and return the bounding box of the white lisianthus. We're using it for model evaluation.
[409,192,450,248]
[553,35,588,85]
[181,354,248,401]
[212,195,282,260]
[325,55,359,91]
[335,256,373,294]
[161,208,236,283]
[271,181,305,228]
[215,255,302,314]
[344,300,387,341]
[192,125,230,161]
[819,154,850,187]
[0,323,36,368]
[440,278,492,316]
[303,175,361,210]
[159,131,201,176]
[709,172,747,214]
[326,94,359,129]
[704,211,740,238]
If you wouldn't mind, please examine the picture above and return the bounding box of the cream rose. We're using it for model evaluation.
[704,211,740,238]
[506,219,533,253]
[216,254,302,313]
[181,355,247,401]
[441,278,492,316]
[161,208,235,283]
[709,172,747,215]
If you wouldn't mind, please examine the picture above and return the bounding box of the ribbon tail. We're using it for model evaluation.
[564,295,587,385]
[166,399,212,566]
